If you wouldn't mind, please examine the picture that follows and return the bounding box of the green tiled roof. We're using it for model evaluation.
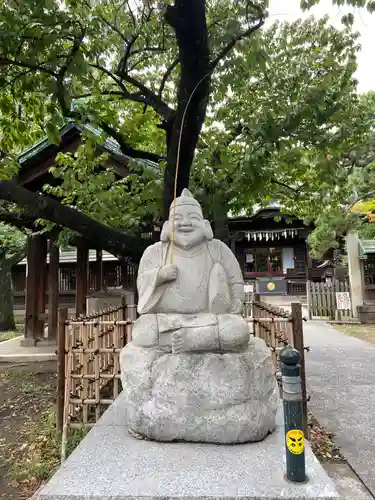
[18,123,75,164]
[17,122,158,170]
[359,239,375,259]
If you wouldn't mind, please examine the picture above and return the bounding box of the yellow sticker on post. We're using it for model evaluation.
[286,429,304,455]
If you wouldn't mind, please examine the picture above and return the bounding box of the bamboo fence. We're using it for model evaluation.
[59,295,307,458]
[244,294,294,377]
[59,301,136,460]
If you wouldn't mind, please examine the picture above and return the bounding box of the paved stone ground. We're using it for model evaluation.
[323,463,373,500]
[0,337,56,362]
[304,321,375,497]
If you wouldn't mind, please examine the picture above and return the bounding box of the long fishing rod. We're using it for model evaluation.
[170,72,210,264]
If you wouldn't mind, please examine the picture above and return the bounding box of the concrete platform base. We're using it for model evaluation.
[35,393,339,500]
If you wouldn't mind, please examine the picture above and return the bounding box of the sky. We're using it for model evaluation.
[268,0,375,93]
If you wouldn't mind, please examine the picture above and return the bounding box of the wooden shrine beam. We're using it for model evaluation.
[48,236,60,340]
[76,239,89,317]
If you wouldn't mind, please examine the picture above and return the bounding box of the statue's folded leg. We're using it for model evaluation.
[132,314,159,348]
[218,314,250,352]
[172,324,220,353]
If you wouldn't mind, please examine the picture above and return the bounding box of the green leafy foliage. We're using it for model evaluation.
[302,0,375,16]
[0,223,26,262]
[0,0,372,255]
[191,16,363,220]
[47,137,164,231]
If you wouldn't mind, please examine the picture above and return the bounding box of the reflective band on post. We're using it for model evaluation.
[282,375,302,401]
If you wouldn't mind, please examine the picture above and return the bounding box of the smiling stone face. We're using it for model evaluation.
[160,189,213,249]
[172,206,206,250]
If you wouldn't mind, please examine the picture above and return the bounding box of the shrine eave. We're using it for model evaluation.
[16,122,159,190]
[18,122,158,168]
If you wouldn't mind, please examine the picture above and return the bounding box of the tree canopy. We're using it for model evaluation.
[275,90,375,257]
[0,0,373,258]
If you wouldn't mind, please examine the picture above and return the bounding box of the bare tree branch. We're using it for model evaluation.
[128,53,155,72]
[98,121,163,162]
[124,0,136,27]
[90,63,174,120]
[209,17,265,71]
[0,69,34,91]
[158,57,179,97]
[122,73,174,119]
[90,62,129,92]
[72,90,129,99]
[0,57,57,76]
[270,179,301,195]
[98,13,129,43]
[54,32,86,116]
[348,190,375,211]
[0,209,37,232]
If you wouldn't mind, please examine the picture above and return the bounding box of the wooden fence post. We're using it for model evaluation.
[57,307,68,434]
[306,281,312,320]
[291,302,308,438]
[253,293,260,316]
[252,293,260,337]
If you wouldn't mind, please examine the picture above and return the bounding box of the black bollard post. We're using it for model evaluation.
[279,345,307,483]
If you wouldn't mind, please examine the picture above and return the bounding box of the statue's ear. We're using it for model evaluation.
[204,220,214,240]
[160,221,170,242]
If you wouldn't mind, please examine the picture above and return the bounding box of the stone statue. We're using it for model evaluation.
[120,189,278,444]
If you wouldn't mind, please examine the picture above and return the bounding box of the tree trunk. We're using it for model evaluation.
[213,199,230,245]
[164,0,210,216]
[0,261,16,331]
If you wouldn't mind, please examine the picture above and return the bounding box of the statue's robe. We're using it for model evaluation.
[132,239,248,350]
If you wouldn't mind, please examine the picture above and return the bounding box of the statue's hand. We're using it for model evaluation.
[231,298,243,314]
[157,264,178,284]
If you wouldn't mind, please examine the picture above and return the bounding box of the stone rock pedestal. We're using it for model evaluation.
[34,394,339,500]
[120,336,279,443]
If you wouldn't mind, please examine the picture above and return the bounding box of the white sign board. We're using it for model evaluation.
[336,292,351,310]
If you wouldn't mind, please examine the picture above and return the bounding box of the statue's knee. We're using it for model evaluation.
[219,314,249,350]
[132,315,158,348]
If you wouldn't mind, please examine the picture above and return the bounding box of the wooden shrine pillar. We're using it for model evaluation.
[76,239,89,317]
[22,235,47,347]
[48,236,60,340]
[38,238,48,314]
[95,249,103,291]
